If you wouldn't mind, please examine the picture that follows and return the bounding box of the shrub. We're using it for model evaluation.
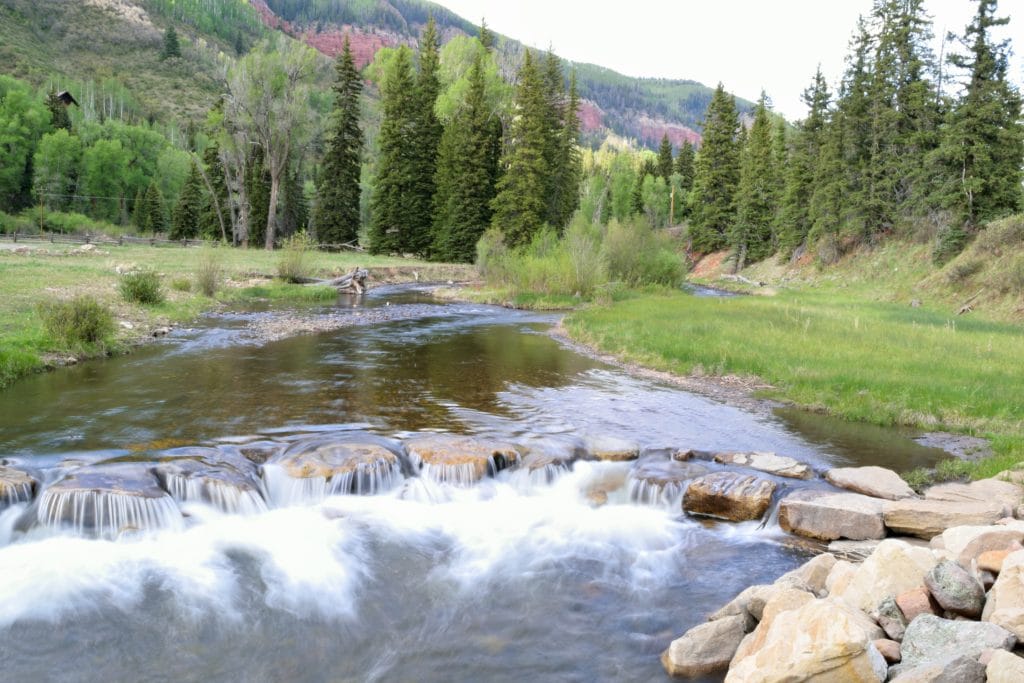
[119,269,165,305]
[997,256,1024,295]
[476,227,511,281]
[170,277,191,292]
[932,223,968,265]
[277,231,316,283]
[564,216,606,297]
[974,215,1024,255]
[603,218,684,287]
[40,296,114,345]
[945,259,984,284]
[194,247,221,297]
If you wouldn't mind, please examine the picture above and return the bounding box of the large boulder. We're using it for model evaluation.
[833,539,939,613]
[888,654,986,683]
[933,523,1024,559]
[583,435,639,462]
[824,466,916,500]
[923,560,985,618]
[986,650,1024,683]
[709,584,774,623]
[404,435,519,484]
[774,552,837,597]
[682,472,775,522]
[661,615,747,677]
[712,452,812,479]
[983,549,1024,639]
[882,499,1004,539]
[0,465,37,507]
[778,490,886,541]
[900,614,1016,669]
[726,598,887,683]
[924,478,1023,517]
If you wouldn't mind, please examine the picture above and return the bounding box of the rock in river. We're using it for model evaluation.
[405,434,519,485]
[266,439,403,503]
[155,457,267,514]
[712,451,812,479]
[661,614,747,677]
[682,472,775,522]
[0,465,37,507]
[778,490,886,541]
[824,466,916,500]
[584,434,640,462]
[924,478,1024,518]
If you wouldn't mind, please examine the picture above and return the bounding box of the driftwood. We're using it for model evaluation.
[956,288,984,316]
[302,267,369,294]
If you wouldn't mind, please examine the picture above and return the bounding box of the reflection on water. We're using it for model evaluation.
[0,286,953,682]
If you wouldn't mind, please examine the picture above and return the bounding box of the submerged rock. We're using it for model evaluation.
[682,472,775,522]
[405,434,519,485]
[778,490,886,541]
[825,466,916,500]
[882,499,1004,539]
[266,440,402,503]
[155,458,267,514]
[713,451,812,479]
[661,614,747,677]
[0,465,37,507]
[35,464,182,537]
[584,435,640,462]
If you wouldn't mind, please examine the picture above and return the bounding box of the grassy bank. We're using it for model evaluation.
[0,242,452,389]
[565,287,1024,480]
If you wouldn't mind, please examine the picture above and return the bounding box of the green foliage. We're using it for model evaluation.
[932,223,969,264]
[161,25,182,60]
[0,76,51,212]
[405,17,443,256]
[194,247,222,297]
[603,218,684,287]
[33,129,82,211]
[199,140,228,240]
[656,134,674,182]
[779,68,830,255]
[140,182,167,235]
[731,95,779,269]
[689,84,740,253]
[45,90,71,132]
[170,160,204,240]
[277,230,316,283]
[317,37,363,246]
[39,296,114,345]
[170,277,192,292]
[119,269,165,305]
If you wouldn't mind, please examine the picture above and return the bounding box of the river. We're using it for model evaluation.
[0,285,950,682]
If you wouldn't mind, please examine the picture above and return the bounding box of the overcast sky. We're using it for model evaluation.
[435,0,1024,121]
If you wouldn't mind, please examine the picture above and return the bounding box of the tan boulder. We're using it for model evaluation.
[873,638,901,663]
[726,598,887,683]
[826,559,859,596]
[983,549,1024,640]
[682,472,775,522]
[957,529,1024,567]
[778,490,886,541]
[661,614,747,677]
[825,466,916,500]
[712,451,812,479]
[833,539,939,613]
[774,553,837,596]
[0,465,37,507]
[924,478,1023,517]
[986,649,1024,683]
[584,435,639,462]
[882,499,1004,539]
[979,549,1012,573]
[709,584,774,623]
[731,589,819,664]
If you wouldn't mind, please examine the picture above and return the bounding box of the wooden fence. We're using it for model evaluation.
[0,231,364,252]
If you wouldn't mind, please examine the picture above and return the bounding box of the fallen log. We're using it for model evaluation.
[956,288,984,316]
[303,267,369,294]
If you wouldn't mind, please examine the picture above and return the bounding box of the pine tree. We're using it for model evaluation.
[170,161,204,240]
[808,109,847,251]
[689,84,741,253]
[730,95,779,269]
[247,145,271,243]
[836,17,876,237]
[778,67,831,254]
[403,17,443,256]
[200,142,228,240]
[540,50,569,229]
[675,142,695,191]
[161,25,181,60]
[281,164,308,237]
[656,134,674,182]
[632,157,656,216]
[369,46,417,254]
[479,19,495,50]
[432,49,502,262]
[317,36,363,246]
[142,182,166,235]
[131,188,146,231]
[45,91,72,132]
[491,50,550,248]
[931,0,1023,231]
[555,68,583,230]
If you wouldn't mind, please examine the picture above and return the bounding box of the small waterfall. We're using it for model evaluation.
[0,466,37,508]
[162,473,268,515]
[417,461,490,487]
[508,462,570,491]
[628,477,687,508]
[261,458,403,507]
[34,466,183,538]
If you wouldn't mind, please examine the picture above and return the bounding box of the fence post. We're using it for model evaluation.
[118,235,124,246]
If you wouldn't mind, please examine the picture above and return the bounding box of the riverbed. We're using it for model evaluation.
[0,285,952,682]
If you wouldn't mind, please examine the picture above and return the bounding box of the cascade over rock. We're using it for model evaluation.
[404,434,519,485]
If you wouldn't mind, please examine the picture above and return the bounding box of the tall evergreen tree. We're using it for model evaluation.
[199,142,229,240]
[491,50,550,247]
[369,46,417,254]
[432,49,502,262]
[281,163,308,237]
[170,161,203,240]
[479,19,495,50]
[689,84,741,253]
[656,134,674,182]
[836,17,877,237]
[404,16,443,256]
[554,68,583,230]
[142,181,166,235]
[317,36,363,246]
[161,25,181,60]
[45,91,72,132]
[779,67,831,254]
[247,145,271,243]
[730,95,779,269]
[675,142,695,191]
[540,50,569,229]
[131,188,146,231]
[931,0,1023,231]
[808,108,848,249]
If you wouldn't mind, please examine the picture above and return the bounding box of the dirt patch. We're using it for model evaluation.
[914,433,993,461]
[690,251,729,279]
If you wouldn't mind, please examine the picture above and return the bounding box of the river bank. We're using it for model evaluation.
[0,241,473,389]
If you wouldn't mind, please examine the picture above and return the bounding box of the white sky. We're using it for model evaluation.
[435,0,1024,121]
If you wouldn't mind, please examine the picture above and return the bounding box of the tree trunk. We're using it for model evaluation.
[265,173,280,250]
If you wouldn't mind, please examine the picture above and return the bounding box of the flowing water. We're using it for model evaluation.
[0,285,951,682]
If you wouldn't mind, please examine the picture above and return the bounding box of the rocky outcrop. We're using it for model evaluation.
[725,598,887,683]
[712,452,812,479]
[882,499,1004,539]
[923,560,985,618]
[899,614,1015,669]
[404,435,519,484]
[682,472,775,522]
[833,539,938,613]
[824,466,916,500]
[778,490,886,541]
[661,615,747,677]
[983,549,1024,639]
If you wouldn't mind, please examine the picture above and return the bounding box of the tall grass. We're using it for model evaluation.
[39,296,114,345]
[277,231,316,283]
[119,269,165,305]
[194,247,222,297]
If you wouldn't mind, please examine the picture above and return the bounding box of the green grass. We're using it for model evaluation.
[565,287,1024,479]
[0,242,442,389]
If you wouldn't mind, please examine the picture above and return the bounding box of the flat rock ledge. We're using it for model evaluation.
[778,490,886,541]
[825,466,916,500]
[712,451,812,479]
[662,533,1024,680]
[882,499,1006,539]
